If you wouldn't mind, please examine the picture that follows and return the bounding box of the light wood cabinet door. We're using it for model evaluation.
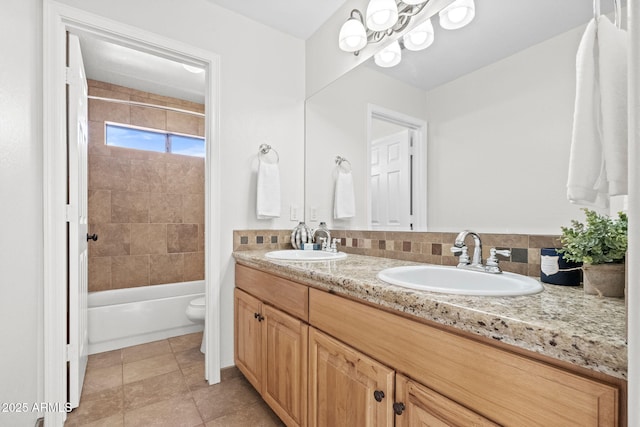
[395,374,499,427]
[234,288,263,391]
[309,327,394,427]
[263,305,308,427]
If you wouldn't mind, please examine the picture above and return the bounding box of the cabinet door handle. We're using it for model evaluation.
[393,402,405,415]
[373,390,385,402]
[254,313,264,322]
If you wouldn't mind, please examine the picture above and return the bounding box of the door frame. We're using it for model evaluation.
[43,2,221,425]
[366,104,428,231]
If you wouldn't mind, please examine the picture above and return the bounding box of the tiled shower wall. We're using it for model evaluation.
[233,229,561,278]
[88,80,205,292]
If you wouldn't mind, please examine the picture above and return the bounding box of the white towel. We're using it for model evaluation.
[334,170,356,219]
[598,16,628,196]
[567,16,628,207]
[256,159,281,219]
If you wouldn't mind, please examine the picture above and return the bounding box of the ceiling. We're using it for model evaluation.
[76,0,622,103]
[205,0,348,40]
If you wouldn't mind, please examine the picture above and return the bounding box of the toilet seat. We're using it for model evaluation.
[186,297,206,322]
[189,297,205,308]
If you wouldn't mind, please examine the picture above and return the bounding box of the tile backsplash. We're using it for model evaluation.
[233,229,561,278]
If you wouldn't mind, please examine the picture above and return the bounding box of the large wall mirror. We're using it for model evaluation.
[305,0,623,234]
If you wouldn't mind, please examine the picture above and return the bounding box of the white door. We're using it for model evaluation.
[370,130,411,230]
[67,33,89,409]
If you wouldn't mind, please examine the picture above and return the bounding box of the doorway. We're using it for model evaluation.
[43,2,221,426]
[367,104,428,231]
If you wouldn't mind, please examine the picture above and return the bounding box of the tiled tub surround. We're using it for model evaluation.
[232,249,627,380]
[234,229,560,277]
[88,80,205,292]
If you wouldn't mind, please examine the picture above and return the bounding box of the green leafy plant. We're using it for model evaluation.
[559,209,627,264]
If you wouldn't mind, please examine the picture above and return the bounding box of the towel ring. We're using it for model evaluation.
[335,155,352,172]
[593,0,621,28]
[259,143,279,163]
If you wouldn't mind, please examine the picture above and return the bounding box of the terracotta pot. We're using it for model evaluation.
[582,263,626,297]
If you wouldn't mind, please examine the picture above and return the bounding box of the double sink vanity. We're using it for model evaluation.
[233,242,627,426]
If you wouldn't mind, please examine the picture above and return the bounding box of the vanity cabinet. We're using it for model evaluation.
[234,265,309,427]
[308,327,394,427]
[309,287,620,427]
[395,374,498,427]
[235,264,622,427]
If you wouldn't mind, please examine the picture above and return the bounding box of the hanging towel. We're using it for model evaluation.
[334,170,356,219]
[598,16,628,196]
[567,16,628,207]
[256,159,281,219]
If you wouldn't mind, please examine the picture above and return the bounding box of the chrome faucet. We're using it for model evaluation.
[452,230,484,270]
[450,230,511,274]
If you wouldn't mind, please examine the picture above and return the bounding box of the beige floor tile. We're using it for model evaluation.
[123,353,179,384]
[122,339,172,363]
[181,360,208,392]
[192,376,261,422]
[175,347,205,368]
[82,364,123,395]
[124,396,202,427]
[124,370,189,411]
[64,386,123,426]
[220,366,242,382]
[67,413,125,427]
[87,349,122,370]
[168,332,203,353]
[204,400,284,427]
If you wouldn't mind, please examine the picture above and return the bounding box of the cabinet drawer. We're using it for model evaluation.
[236,264,309,321]
[309,288,619,427]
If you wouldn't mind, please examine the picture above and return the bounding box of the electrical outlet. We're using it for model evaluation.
[310,206,318,221]
[290,204,299,221]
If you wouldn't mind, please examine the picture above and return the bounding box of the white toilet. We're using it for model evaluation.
[186,297,206,353]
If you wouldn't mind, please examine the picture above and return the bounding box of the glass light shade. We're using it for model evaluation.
[402,18,434,51]
[339,18,367,52]
[402,0,427,4]
[439,0,475,30]
[374,41,402,67]
[366,0,399,31]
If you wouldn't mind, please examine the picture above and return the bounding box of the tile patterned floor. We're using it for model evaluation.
[65,332,284,426]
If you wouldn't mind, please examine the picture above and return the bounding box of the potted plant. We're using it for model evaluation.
[559,209,627,297]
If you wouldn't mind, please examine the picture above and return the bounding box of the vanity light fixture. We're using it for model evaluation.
[402,18,434,51]
[338,0,475,67]
[374,40,402,67]
[366,0,400,31]
[338,10,368,52]
[439,0,475,30]
[338,0,430,56]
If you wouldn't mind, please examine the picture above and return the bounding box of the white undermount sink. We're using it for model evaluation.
[377,265,543,296]
[265,250,347,261]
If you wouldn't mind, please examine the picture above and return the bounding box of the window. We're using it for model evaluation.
[105,123,205,158]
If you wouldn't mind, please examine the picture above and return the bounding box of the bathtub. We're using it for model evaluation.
[88,281,205,354]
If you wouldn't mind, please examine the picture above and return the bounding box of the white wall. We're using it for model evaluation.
[0,1,43,425]
[305,65,427,229]
[425,25,587,234]
[55,0,306,369]
[2,3,304,410]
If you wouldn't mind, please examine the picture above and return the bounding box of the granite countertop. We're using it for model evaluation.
[233,250,628,380]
